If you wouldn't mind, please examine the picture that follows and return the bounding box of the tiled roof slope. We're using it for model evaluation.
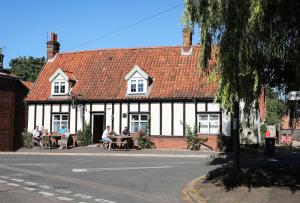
[25,45,218,102]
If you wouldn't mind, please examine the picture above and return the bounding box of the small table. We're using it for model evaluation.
[110,135,133,149]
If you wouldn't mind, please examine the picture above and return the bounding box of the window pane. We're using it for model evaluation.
[132,115,139,121]
[61,121,68,129]
[199,122,209,134]
[131,80,136,92]
[53,115,60,120]
[131,122,139,132]
[53,121,60,132]
[60,82,66,93]
[140,122,148,132]
[62,115,68,120]
[140,115,148,121]
[199,115,208,121]
[210,115,219,121]
[138,80,144,92]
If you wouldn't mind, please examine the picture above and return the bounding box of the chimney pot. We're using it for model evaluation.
[47,33,60,59]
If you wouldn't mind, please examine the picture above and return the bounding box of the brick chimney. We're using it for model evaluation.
[182,27,192,54]
[47,33,60,59]
[0,48,4,70]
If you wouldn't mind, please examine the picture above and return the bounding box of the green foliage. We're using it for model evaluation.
[76,124,92,146]
[264,87,287,125]
[137,124,155,149]
[185,124,208,150]
[182,0,300,119]
[9,56,45,82]
[260,123,267,140]
[22,129,33,149]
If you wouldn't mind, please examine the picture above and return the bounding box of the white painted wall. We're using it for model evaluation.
[44,105,51,131]
[207,102,220,112]
[222,111,231,136]
[140,103,149,112]
[35,105,43,127]
[173,103,183,136]
[162,103,171,135]
[185,103,195,129]
[106,103,112,127]
[70,106,76,134]
[197,103,206,112]
[130,103,138,112]
[77,105,83,131]
[150,103,160,135]
[52,104,59,112]
[121,103,128,129]
[113,103,120,134]
[92,103,104,111]
[84,104,90,125]
[61,104,69,112]
[27,104,35,131]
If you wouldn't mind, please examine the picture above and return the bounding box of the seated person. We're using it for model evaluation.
[58,128,70,149]
[121,126,130,136]
[102,126,112,150]
[58,125,67,135]
[32,126,42,146]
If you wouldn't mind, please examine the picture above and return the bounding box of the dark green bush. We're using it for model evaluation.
[185,124,208,150]
[138,128,155,149]
[76,124,92,146]
[22,129,33,149]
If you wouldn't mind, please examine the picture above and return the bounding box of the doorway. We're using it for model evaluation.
[92,114,104,143]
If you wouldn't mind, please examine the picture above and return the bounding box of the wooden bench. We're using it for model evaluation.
[99,140,128,150]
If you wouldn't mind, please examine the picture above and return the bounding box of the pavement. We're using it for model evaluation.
[0,148,221,203]
[184,147,300,203]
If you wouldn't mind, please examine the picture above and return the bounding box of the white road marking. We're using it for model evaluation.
[25,181,38,186]
[74,193,93,199]
[38,191,55,197]
[0,180,7,183]
[55,189,72,194]
[7,183,20,187]
[23,187,36,191]
[13,163,58,166]
[72,165,172,173]
[57,197,74,201]
[94,199,115,203]
[10,178,24,182]
[0,176,10,179]
[39,185,53,189]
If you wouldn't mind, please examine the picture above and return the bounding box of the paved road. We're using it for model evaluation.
[0,154,218,203]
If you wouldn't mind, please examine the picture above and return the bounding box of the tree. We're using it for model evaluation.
[9,56,45,82]
[182,0,300,184]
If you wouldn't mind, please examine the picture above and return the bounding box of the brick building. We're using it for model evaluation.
[0,51,32,151]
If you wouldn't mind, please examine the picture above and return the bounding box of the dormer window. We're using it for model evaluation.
[49,68,76,96]
[125,65,152,95]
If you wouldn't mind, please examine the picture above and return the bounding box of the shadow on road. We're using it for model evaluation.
[204,147,300,193]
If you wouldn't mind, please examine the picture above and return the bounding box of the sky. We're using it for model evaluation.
[0,0,199,68]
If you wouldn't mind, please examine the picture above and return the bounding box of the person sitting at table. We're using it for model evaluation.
[58,128,70,149]
[32,126,42,146]
[58,125,67,135]
[121,126,130,136]
[102,126,112,150]
[121,126,131,148]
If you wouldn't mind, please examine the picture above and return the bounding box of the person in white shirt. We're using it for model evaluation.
[102,126,112,150]
[32,126,41,146]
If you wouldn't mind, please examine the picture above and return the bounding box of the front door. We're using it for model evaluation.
[93,114,104,143]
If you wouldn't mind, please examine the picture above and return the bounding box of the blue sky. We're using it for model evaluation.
[0,0,199,68]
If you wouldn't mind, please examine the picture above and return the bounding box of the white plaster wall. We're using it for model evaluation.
[121,103,128,129]
[106,103,112,127]
[52,104,59,112]
[113,103,120,134]
[222,110,231,136]
[185,103,195,129]
[84,104,90,125]
[27,105,35,131]
[77,105,83,131]
[130,103,138,112]
[140,103,149,112]
[70,106,76,134]
[197,103,206,112]
[173,103,183,136]
[162,103,171,135]
[208,103,220,112]
[150,103,160,135]
[92,103,104,111]
[61,104,69,112]
[35,105,43,127]
[44,105,51,131]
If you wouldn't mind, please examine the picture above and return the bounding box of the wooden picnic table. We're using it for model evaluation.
[110,135,133,149]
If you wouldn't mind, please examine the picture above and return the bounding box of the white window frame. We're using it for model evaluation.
[52,114,69,132]
[130,114,149,133]
[128,78,147,94]
[198,114,220,134]
[52,80,68,95]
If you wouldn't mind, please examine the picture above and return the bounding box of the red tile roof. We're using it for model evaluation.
[25,45,219,102]
[21,81,34,90]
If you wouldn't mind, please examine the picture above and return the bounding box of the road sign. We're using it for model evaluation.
[288,91,300,100]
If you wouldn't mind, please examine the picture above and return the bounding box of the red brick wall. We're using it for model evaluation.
[0,77,29,151]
